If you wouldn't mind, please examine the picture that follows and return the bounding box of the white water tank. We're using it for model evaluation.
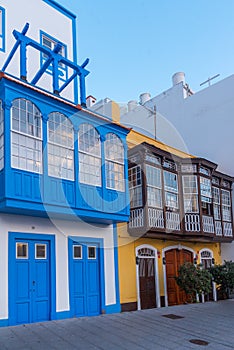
[128,100,138,112]
[139,92,151,105]
[172,72,185,86]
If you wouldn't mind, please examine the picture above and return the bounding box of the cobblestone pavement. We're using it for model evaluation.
[0,300,234,350]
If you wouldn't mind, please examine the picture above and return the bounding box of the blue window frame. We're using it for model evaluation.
[0,7,6,52]
[40,30,68,81]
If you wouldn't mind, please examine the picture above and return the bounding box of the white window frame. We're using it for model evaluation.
[41,32,67,74]
[129,165,142,208]
[78,123,101,187]
[35,244,47,260]
[16,242,28,259]
[182,175,199,213]
[164,170,178,209]
[200,176,212,203]
[88,246,96,260]
[212,186,221,220]
[146,164,162,208]
[73,245,83,259]
[105,133,125,192]
[11,98,42,174]
[48,112,74,180]
[221,189,232,222]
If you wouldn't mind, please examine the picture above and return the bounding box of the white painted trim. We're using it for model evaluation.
[135,244,160,310]
[199,248,217,302]
[199,248,213,259]
[162,244,196,307]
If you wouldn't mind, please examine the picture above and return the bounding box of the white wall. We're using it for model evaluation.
[0,213,116,320]
[120,73,234,262]
[0,0,75,100]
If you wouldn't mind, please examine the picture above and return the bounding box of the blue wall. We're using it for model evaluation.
[0,77,130,223]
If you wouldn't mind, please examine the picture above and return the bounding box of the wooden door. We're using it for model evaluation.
[139,257,156,309]
[165,249,193,306]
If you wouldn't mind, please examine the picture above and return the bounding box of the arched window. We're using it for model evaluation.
[0,100,4,170]
[200,249,213,269]
[48,112,74,180]
[105,133,124,191]
[11,98,42,173]
[78,123,101,186]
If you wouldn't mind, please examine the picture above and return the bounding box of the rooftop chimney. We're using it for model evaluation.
[139,92,151,105]
[86,95,97,108]
[172,72,185,86]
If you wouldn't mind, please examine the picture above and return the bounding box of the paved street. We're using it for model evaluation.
[0,300,234,350]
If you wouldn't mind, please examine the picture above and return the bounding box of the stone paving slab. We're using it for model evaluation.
[0,300,234,349]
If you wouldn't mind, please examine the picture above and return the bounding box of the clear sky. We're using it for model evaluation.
[59,0,234,104]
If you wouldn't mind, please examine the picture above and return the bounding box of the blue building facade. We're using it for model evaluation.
[0,0,130,327]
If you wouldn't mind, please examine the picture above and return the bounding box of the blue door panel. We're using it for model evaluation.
[16,302,30,324]
[70,242,101,317]
[11,239,51,325]
[87,262,99,293]
[16,262,30,299]
[87,296,99,315]
[35,261,49,297]
[35,301,49,322]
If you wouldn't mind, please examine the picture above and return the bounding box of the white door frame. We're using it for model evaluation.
[162,244,196,307]
[135,244,161,310]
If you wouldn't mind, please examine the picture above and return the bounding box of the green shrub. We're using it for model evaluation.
[175,262,212,300]
[209,260,234,298]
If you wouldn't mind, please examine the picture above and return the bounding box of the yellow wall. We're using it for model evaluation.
[118,223,222,304]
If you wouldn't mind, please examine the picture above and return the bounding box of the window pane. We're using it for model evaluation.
[183,177,199,213]
[73,245,82,259]
[105,133,124,163]
[147,187,162,208]
[35,244,46,259]
[200,177,212,200]
[79,123,100,156]
[11,99,42,173]
[105,133,124,191]
[48,112,74,180]
[16,243,28,259]
[146,165,161,188]
[164,171,178,193]
[88,246,96,259]
[165,191,178,208]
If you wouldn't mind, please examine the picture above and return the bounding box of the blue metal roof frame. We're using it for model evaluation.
[1,23,89,106]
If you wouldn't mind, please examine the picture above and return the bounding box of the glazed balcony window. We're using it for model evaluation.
[11,98,42,173]
[48,112,74,180]
[105,133,125,191]
[182,175,199,213]
[221,190,231,222]
[212,187,221,220]
[129,165,142,208]
[78,123,101,186]
[163,171,178,210]
[146,164,162,208]
[200,176,212,215]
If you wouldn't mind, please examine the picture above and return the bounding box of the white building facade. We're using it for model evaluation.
[119,72,234,262]
[0,0,130,326]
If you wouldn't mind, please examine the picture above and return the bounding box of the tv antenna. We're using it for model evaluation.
[200,74,220,87]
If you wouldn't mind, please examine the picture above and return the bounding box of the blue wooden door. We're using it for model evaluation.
[71,243,100,317]
[13,239,50,324]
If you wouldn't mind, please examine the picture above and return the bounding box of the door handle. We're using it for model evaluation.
[32,280,36,286]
